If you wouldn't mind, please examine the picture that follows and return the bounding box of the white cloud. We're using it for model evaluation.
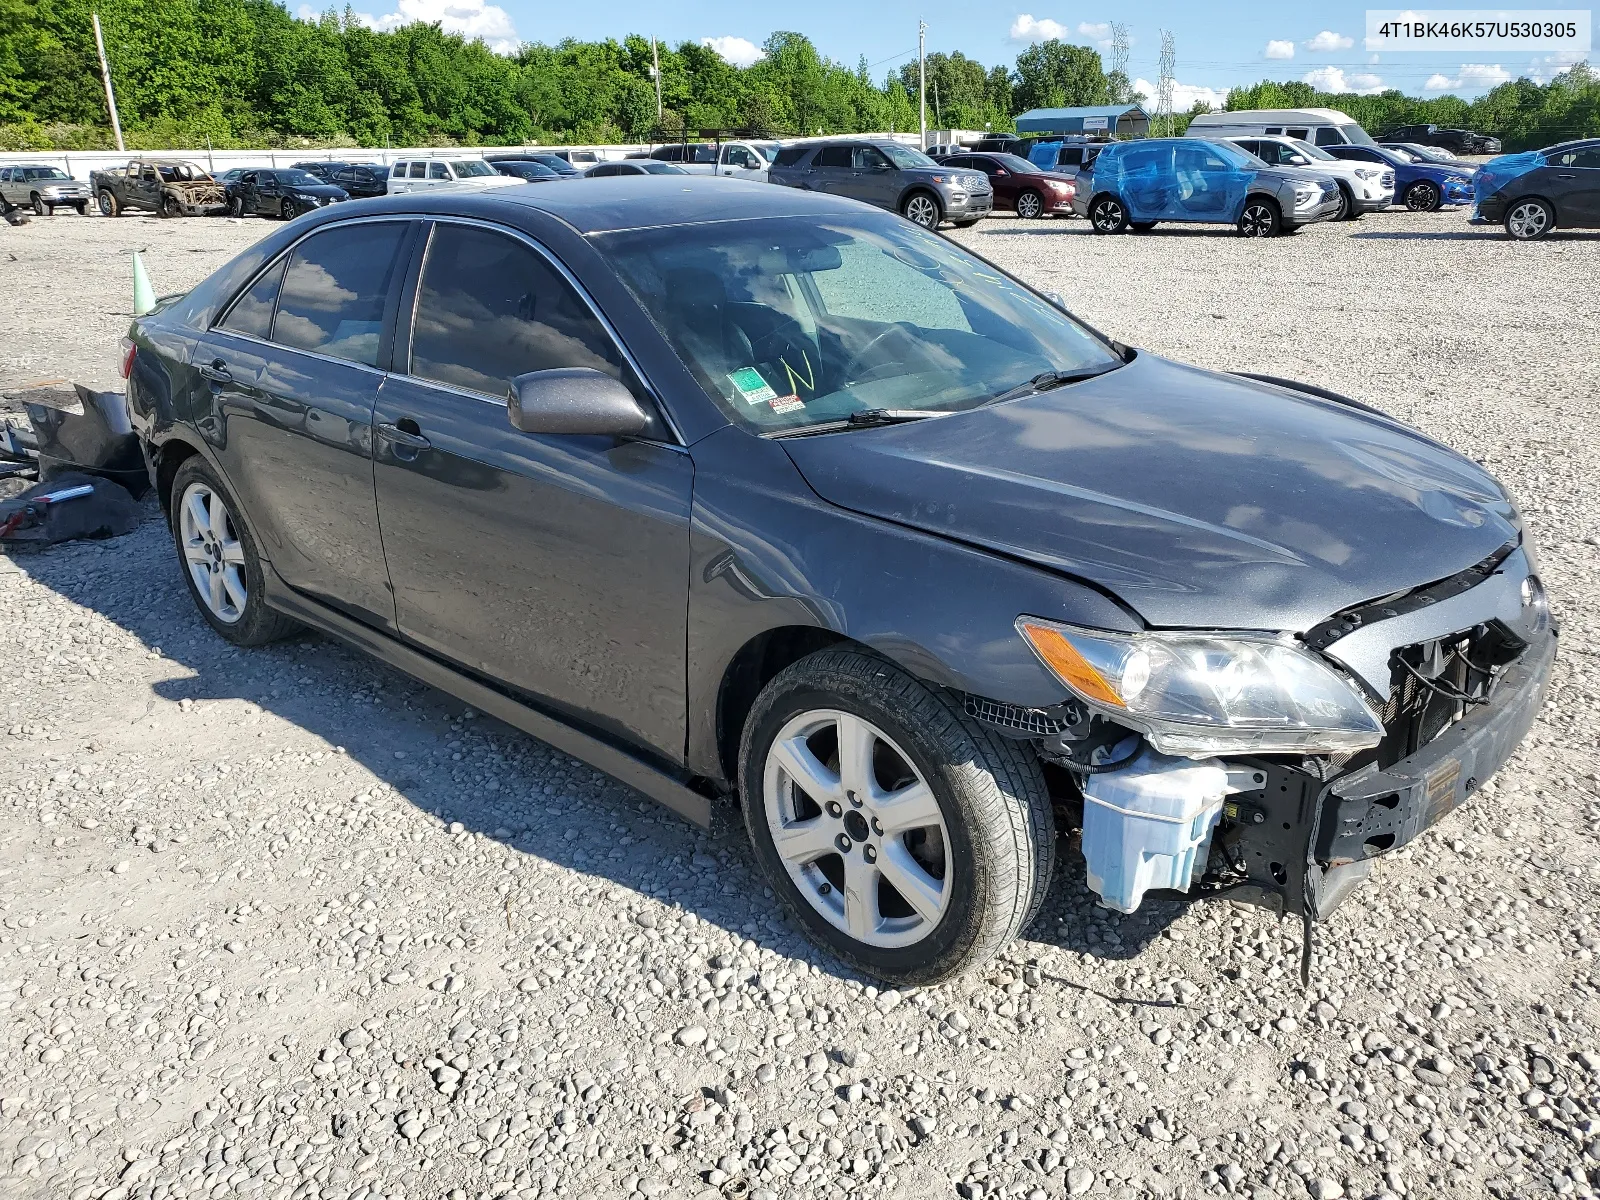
[1132,77,1231,111]
[1530,50,1586,82]
[1303,30,1355,52]
[344,0,520,53]
[1423,63,1511,91]
[1077,21,1115,50]
[1010,14,1070,42]
[1302,66,1386,94]
[1264,39,1295,60]
[700,36,764,68]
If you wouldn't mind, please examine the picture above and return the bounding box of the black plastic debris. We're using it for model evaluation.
[17,382,149,499]
[0,471,141,546]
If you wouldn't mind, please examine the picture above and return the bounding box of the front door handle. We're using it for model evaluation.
[378,421,431,450]
[198,359,231,384]
[1556,172,1577,178]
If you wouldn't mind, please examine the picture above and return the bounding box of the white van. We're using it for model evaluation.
[1185,108,1377,149]
[386,158,522,194]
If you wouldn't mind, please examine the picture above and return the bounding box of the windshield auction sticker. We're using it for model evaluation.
[728,367,778,405]
[1366,9,1591,51]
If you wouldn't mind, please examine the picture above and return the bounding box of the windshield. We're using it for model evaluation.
[534,156,578,173]
[156,163,210,181]
[881,143,937,169]
[989,153,1041,173]
[277,169,321,186]
[26,167,70,180]
[1338,122,1377,147]
[598,213,1122,434]
[1289,139,1336,160]
[449,160,496,177]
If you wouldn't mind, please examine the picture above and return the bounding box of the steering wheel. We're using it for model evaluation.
[842,322,921,385]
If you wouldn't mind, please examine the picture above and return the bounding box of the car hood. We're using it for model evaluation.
[780,354,1520,632]
[291,184,347,198]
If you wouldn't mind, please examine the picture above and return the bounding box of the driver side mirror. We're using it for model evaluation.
[509,368,656,438]
[1289,155,1309,165]
[994,168,1009,176]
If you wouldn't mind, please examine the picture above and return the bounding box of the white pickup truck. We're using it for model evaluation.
[386,158,521,194]
[642,141,781,182]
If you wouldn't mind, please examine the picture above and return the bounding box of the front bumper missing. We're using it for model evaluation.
[1215,625,1555,922]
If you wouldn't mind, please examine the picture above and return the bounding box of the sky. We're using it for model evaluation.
[322,0,1592,103]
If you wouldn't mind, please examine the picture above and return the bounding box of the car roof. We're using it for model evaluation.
[314,175,889,234]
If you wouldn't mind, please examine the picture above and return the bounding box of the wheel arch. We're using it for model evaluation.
[714,625,858,786]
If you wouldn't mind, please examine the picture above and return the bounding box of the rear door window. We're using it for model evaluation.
[428,162,449,180]
[814,145,852,168]
[221,257,288,340]
[772,146,809,168]
[270,222,409,367]
[409,223,626,398]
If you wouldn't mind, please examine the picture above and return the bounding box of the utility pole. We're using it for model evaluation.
[650,37,662,124]
[92,12,125,153]
[917,20,926,150]
[1156,30,1176,136]
[1109,22,1130,104]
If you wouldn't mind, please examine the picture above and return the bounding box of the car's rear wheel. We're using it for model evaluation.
[1015,189,1044,220]
[1504,198,1554,241]
[97,189,120,217]
[901,192,941,229]
[170,458,298,646]
[1089,196,1127,233]
[739,648,1054,985]
[1405,181,1441,212]
[1237,198,1280,237]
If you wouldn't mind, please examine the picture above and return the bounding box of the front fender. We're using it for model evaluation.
[684,426,1140,780]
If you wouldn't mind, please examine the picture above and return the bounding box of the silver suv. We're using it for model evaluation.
[0,164,91,216]
[769,140,993,229]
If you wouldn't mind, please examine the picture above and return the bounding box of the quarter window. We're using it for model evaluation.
[221,257,287,339]
[271,222,408,367]
[409,224,625,398]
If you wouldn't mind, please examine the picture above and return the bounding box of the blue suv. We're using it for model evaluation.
[1323,143,1475,211]
[1070,138,1342,237]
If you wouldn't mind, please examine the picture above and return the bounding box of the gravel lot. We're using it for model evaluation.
[3,206,1600,1200]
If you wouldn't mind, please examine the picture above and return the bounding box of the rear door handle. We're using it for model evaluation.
[1556,172,1577,178]
[378,421,431,450]
[198,359,231,384]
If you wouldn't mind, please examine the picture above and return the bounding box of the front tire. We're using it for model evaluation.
[74,202,88,215]
[1089,195,1128,234]
[739,648,1054,985]
[1504,198,1553,241]
[901,191,941,229]
[228,195,245,218]
[1237,197,1280,237]
[169,458,298,647]
[31,194,48,217]
[1333,184,1354,221]
[158,193,181,219]
[1405,181,1441,212]
[1015,189,1043,220]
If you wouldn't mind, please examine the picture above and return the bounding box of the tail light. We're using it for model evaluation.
[119,338,136,380]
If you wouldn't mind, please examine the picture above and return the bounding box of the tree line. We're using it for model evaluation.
[0,0,1594,152]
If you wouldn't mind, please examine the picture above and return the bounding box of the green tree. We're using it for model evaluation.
[1012,39,1110,112]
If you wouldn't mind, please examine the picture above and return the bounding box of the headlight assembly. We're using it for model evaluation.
[1016,617,1384,757]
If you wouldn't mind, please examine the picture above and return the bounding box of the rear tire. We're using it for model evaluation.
[169,458,299,647]
[97,189,120,217]
[739,648,1054,985]
[1504,197,1554,241]
[1089,195,1128,234]
[1129,221,1158,233]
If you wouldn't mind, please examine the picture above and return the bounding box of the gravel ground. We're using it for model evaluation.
[3,206,1600,1200]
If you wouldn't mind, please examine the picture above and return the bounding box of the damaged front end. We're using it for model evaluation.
[977,541,1556,960]
[164,181,228,216]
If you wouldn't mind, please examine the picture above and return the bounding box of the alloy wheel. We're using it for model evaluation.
[1406,182,1439,212]
[1090,198,1125,233]
[1506,200,1551,240]
[1016,191,1042,219]
[904,194,939,228]
[763,709,950,949]
[178,481,248,624]
[1239,203,1276,237]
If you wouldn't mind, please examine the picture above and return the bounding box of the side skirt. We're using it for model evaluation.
[262,569,713,828]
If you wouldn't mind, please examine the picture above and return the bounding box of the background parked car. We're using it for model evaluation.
[1187,107,1376,147]
[1023,139,1106,180]
[1214,135,1393,219]
[226,168,349,219]
[972,133,1026,153]
[544,148,600,166]
[0,164,90,215]
[492,160,565,182]
[1380,142,1478,170]
[648,141,778,182]
[768,139,993,229]
[1472,138,1600,240]
[1380,123,1502,156]
[386,159,521,194]
[934,151,1076,219]
[1073,137,1342,236]
[90,159,228,218]
[585,161,688,177]
[1323,143,1475,211]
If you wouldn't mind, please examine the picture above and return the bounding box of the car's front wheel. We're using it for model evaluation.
[1015,189,1043,220]
[1504,198,1554,241]
[739,648,1054,985]
[1089,196,1127,233]
[158,193,181,219]
[1237,198,1280,237]
[901,191,941,229]
[1405,181,1441,212]
[170,458,298,646]
[228,195,245,218]
[31,194,49,217]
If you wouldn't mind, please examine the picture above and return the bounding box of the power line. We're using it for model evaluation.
[1155,30,1176,134]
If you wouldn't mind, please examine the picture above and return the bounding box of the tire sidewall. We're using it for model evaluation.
[169,458,284,646]
[1089,196,1126,234]
[98,189,118,217]
[1238,198,1279,237]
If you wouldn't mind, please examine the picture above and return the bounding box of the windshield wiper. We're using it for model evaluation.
[766,408,944,438]
[985,365,1121,406]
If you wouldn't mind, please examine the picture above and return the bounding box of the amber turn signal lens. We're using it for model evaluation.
[1018,621,1125,709]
